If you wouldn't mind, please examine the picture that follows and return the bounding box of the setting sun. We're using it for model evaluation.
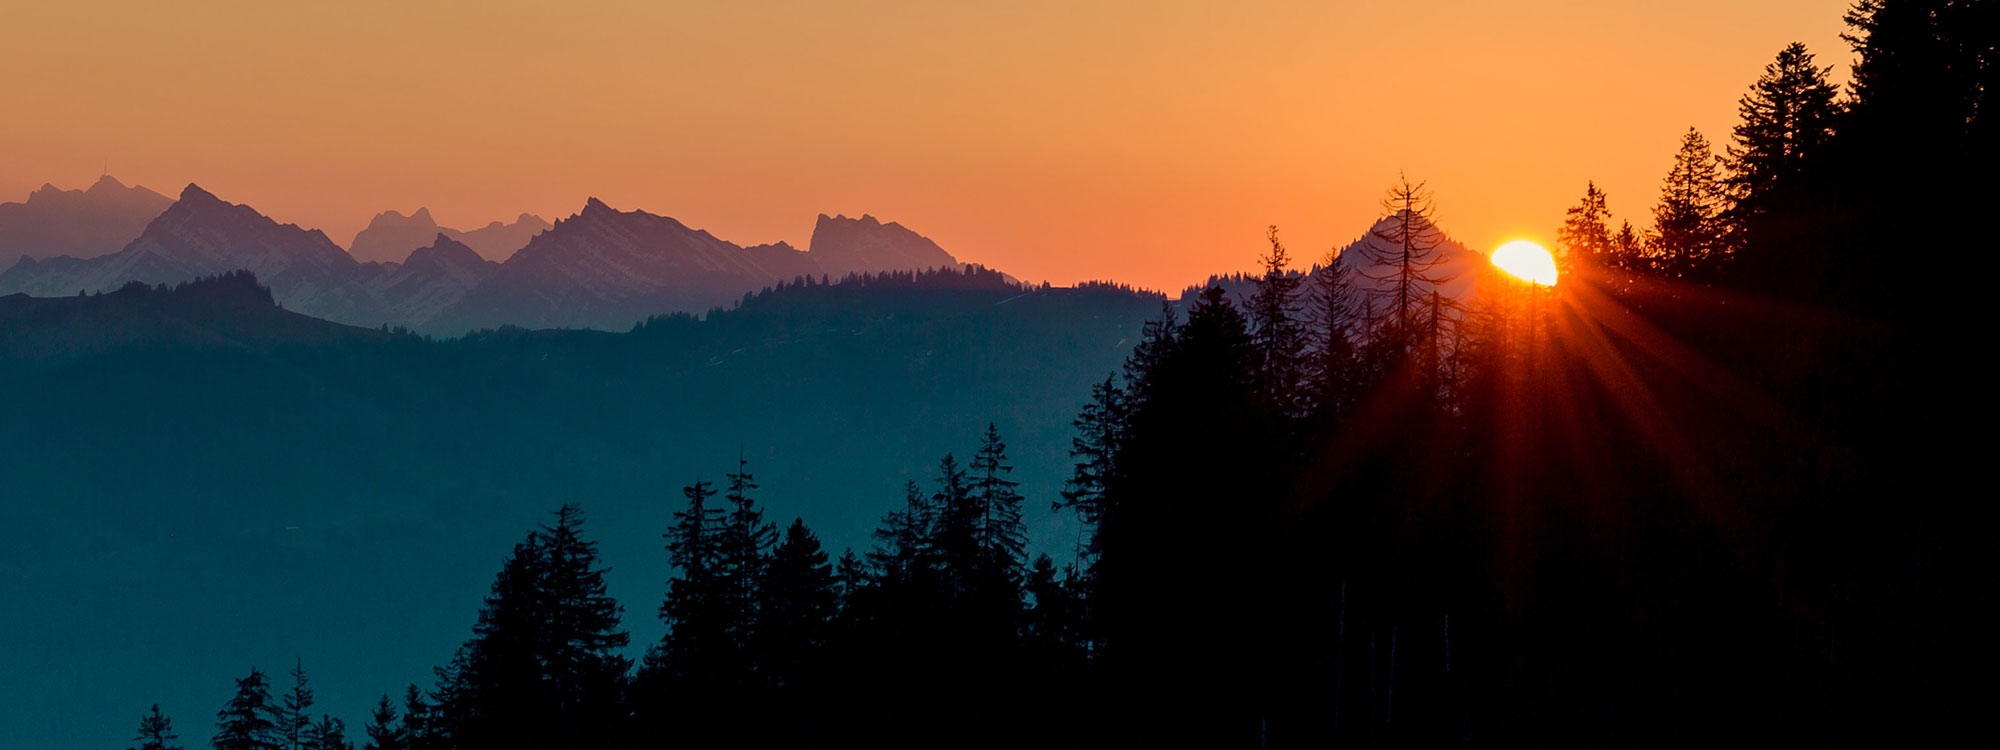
[1491,240,1560,286]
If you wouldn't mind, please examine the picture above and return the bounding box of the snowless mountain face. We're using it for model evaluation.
[0,184,388,323]
[808,212,959,278]
[1,185,967,335]
[359,234,499,326]
[348,208,550,264]
[0,175,174,269]
[432,198,859,333]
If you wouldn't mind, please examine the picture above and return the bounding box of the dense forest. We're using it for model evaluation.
[116,2,1992,747]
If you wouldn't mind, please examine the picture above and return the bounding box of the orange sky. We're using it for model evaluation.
[0,0,1850,291]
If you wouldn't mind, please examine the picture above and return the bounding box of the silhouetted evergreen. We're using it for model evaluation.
[130,704,183,750]
[360,696,402,750]
[212,668,280,750]
[278,660,314,750]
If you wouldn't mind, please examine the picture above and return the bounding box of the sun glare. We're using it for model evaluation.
[1491,240,1559,286]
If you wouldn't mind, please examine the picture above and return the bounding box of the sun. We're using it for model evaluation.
[1491,240,1560,286]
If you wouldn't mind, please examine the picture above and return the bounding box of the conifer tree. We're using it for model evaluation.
[1728,43,1840,219]
[212,667,280,750]
[758,518,839,689]
[867,481,934,587]
[1557,182,1617,269]
[1061,375,1126,565]
[304,716,349,750]
[660,479,725,680]
[1306,247,1361,424]
[536,504,631,743]
[360,695,402,750]
[278,659,313,750]
[1648,127,1732,278]
[929,453,979,595]
[130,704,183,750]
[395,686,431,750]
[1247,226,1308,414]
[969,423,1028,584]
[833,548,868,609]
[1360,175,1453,352]
[717,455,776,651]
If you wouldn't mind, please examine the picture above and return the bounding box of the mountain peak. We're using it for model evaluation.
[178,183,221,204]
[581,197,615,216]
[808,213,958,277]
[87,174,128,192]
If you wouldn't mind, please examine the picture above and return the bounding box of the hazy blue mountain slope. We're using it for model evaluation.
[0,268,1160,750]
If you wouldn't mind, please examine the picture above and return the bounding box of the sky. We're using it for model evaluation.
[0,0,1851,292]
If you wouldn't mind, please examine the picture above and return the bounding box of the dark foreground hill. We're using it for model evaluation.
[0,268,1162,750]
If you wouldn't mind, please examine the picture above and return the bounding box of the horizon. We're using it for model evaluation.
[1,0,1850,292]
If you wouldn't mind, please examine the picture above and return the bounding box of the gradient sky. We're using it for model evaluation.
[1,0,1849,291]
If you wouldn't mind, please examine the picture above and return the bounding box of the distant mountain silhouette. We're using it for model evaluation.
[348,207,549,264]
[360,234,499,326]
[0,184,390,321]
[1,185,974,334]
[0,175,173,268]
[453,212,553,261]
[808,213,959,277]
[428,199,955,333]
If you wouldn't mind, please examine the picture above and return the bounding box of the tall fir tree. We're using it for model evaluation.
[1557,182,1618,269]
[757,518,839,690]
[1647,127,1732,279]
[1306,246,1361,425]
[130,704,183,750]
[717,454,776,654]
[1060,375,1126,567]
[278,659,313,750]
[535,504,632,746]
[212,667,280,750]
[360,695,402,750]
[969,423,1028,585]
[1360,175,1453,353]
[1247,226,1309,415]
[1728,43,1840,218]
[658,479,726,682]
[303,716,349,750]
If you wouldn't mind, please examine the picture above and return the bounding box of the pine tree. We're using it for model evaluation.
[1728,43,1840,218]
[395,686,431,750]
[360,695,402,750]
[758,518,839,689]
[130,704,183,750]
[717,454,776,653]
[868,480,935,587]
[536,504,632,745]
[969,423,1028,584]
[834,548,868,609]
[928,453,979,595]
[278,659,313,750]
[1360,175,1453,352]
[1060,375,1126,565]
[1647,127,1732,278]
[303,716,349,750]
[1306,247,1361,424]
[212,667,280,750]
[1557,182,1617,269]
[450,538,548,748]
[1247,226,1308,414]
[660,479,726,680]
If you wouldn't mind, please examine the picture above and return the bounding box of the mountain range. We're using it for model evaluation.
[348,207,552,263]
[0,175,174,269]
[0,184,967,335]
